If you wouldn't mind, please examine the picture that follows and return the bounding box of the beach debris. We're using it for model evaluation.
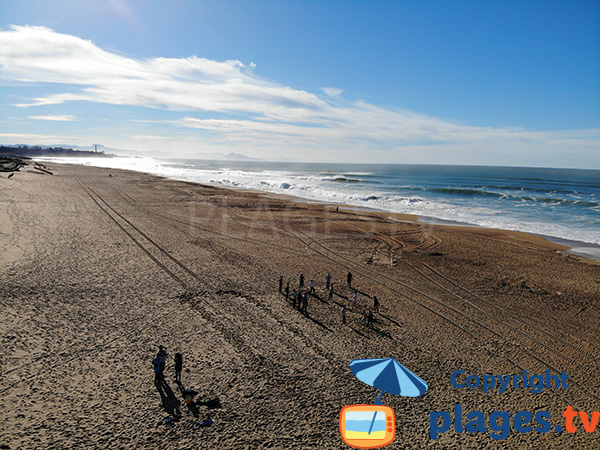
[0,156,28,173]
[198,397,222,409]
[34,166,53,175]
[163,416,177,425]
[184,387,198,405]
[197,417,214,427]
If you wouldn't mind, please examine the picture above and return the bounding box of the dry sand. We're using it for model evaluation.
[1,163,599,449]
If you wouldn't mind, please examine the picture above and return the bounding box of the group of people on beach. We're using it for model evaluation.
[151,346,218,426]
[278,271,382,327]
[152,346,183,385]
[280,275,312,314]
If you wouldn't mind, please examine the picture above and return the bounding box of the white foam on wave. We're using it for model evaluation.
[37,156,599,246]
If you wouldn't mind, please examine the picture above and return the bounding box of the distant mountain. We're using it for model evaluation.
[5,143,276,162]
[71,146,259,161]
[220,152,258,161]
[182,151,260,161]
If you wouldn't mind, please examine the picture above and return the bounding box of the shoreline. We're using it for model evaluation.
[36,158,599,263]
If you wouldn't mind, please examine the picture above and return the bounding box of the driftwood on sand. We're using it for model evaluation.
[0,156,29,173]
[0,157,54,177]
[33,165,54,175]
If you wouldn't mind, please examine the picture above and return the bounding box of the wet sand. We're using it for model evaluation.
[1,163,599,449]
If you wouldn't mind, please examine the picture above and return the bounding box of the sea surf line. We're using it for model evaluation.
[37,157,600,258]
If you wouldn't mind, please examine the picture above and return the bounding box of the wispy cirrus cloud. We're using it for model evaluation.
[28,115,76,121]
[321,87,343,98]
[0,25,598,167]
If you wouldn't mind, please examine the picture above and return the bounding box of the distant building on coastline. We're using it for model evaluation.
[0,145,110,157]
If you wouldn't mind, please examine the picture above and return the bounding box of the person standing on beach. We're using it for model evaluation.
[157,346,168,381]
[352,291,358,310]
[291,290,297,308]
[373,296,380,313]
[309,280,315,295]
[328,283,334,301]
[285,283,290,301]
[347,272,353,288]
[299,274,305,289]
[174,353,183,384]
[278,276,283,293]
[326,273,332,290]
[341,306,346,324]
[152,357,162,384]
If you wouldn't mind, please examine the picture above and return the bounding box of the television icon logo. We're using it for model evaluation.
[339,404,396,449]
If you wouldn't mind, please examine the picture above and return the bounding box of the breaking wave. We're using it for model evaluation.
[35,156,600,246]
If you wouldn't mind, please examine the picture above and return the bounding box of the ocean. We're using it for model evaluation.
[38,156,600,259]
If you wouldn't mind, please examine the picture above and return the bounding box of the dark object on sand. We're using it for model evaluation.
[184,388,199,405]
[33,166,53,175]
[164,416,177,425]
[0,156,28,173]
[198,417,214,427]
[198,397,222,409]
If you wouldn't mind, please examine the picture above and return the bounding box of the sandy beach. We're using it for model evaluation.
[1,162,599,449]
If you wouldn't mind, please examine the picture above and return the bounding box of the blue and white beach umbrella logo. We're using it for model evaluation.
[340,358,428,449]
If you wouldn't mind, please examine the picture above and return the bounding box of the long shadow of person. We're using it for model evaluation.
[156,379,182,419]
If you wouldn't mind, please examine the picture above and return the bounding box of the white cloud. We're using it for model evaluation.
[1,25,598,167]
[0,25,325,116]
[321,87,343,97]
[28,115,76,121]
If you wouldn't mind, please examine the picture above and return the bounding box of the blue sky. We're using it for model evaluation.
[1,0,599,168]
